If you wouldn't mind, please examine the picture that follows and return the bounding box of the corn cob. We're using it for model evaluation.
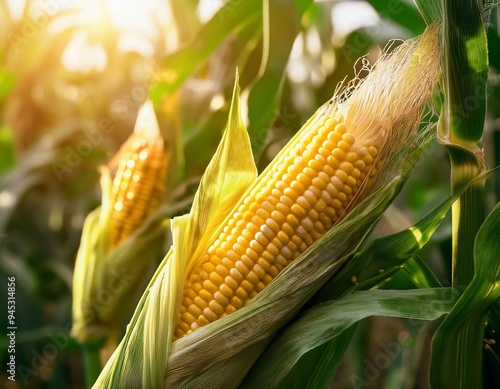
[175,23,439,337]
[175,111,380,337]
[107,106,168,249]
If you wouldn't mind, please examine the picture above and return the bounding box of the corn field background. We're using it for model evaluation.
[0,0,499,388]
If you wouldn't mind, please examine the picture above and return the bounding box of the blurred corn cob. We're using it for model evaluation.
[175,22,440,337]
[107,115,168,249]
[72,100,172,344]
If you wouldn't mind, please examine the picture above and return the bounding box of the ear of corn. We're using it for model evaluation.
[107,101,168,249]
[175,22,440,337]
[71,100,171,344]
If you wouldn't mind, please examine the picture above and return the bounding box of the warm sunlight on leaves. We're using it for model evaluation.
[0,0,498,388]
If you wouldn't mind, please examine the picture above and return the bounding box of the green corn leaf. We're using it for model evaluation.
[430,201,500,388]
[275,324,358,389]
[368,0,426,35]
[182,20,262,177]
[401,255,442,289]
[243,288,456,388]
[246,0,313,157]
[149,0,261,105]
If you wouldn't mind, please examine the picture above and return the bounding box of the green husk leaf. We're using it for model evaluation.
[70,203,169,343]
[412,0,442,25]
[182,71,258,274]
[243,288,455,388]
[430,201,500,388]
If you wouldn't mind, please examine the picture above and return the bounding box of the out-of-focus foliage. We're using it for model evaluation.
[0,0,498,387]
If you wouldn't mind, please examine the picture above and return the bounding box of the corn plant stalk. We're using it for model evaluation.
[414,0,491,387]
[430,201,500,388]
[439,0,488,289]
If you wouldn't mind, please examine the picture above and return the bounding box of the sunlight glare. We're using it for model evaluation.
[331,1,379,41]
[5,0,26,20]
[197,0,224,23]
[105,0,166,56]
[210,93,225,111]
[0,191,15,208]
[61,30,107,73]
[410,226,424,249]
[57,0,176,72]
